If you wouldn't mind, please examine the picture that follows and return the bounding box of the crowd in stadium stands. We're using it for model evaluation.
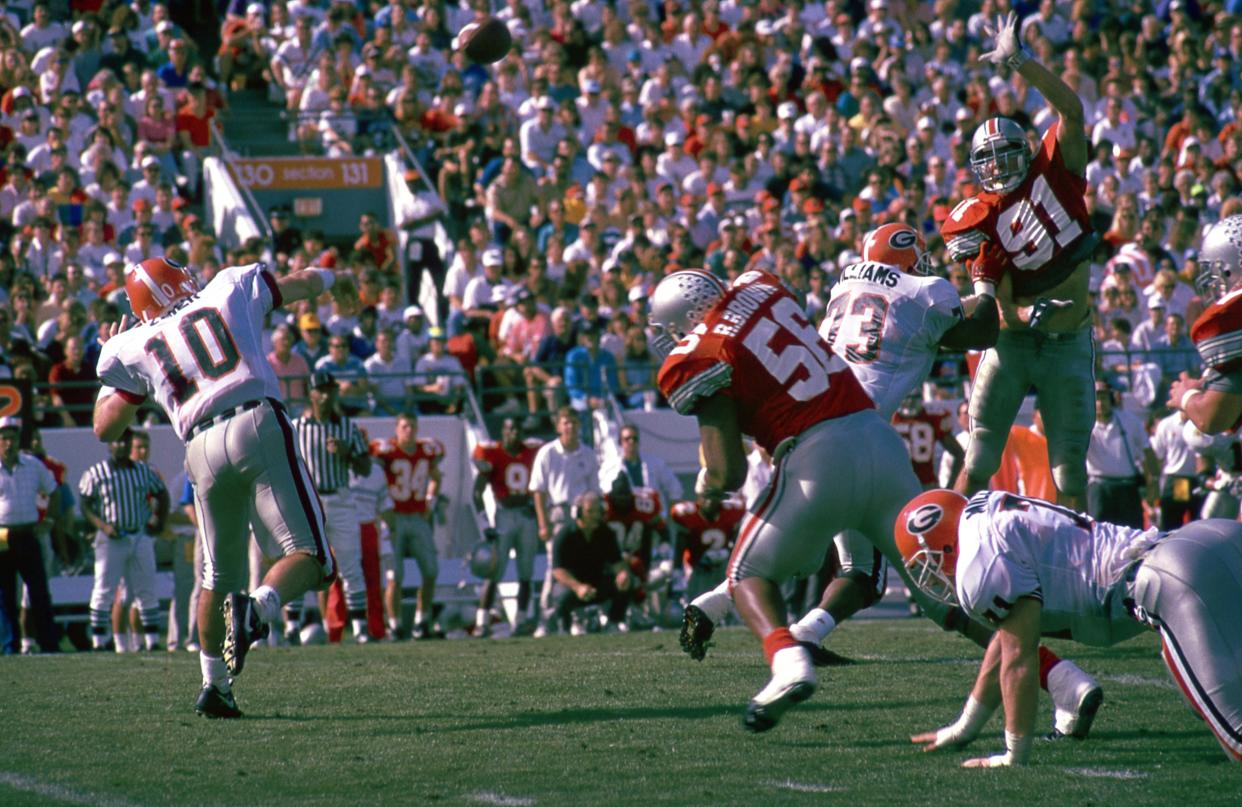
[1,1,1242,646]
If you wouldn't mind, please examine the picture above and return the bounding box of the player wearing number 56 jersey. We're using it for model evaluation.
[940,12,1096,510]
[372,412,444,640]
[93,256,351,719]
[652,267,926,732]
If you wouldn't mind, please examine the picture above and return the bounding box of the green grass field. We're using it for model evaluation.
[0,621,1236,806]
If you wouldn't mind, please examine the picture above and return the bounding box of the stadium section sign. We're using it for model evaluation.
[233,157,384,190]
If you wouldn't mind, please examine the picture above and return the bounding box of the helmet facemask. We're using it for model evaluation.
[904,541,958,606]
[1194,258,1231,304]
[971,140,1029,194]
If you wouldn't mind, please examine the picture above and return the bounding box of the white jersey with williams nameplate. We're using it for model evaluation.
[956,490,1158,646]
[819,261,963,418]
[96,263,284,440]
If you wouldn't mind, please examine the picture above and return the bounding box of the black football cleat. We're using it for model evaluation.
[1046,686,1104,741]
[679,604,715,661]
[799,641,855,667]
[195,684,242,719]
[223,593,268,676]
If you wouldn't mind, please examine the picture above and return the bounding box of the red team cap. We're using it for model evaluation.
[125,256,198,321]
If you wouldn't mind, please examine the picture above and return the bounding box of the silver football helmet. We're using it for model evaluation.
[969,117,1030,195]
[647,269,727,361]
[468,532,499,579]
[1195,214,1242,303]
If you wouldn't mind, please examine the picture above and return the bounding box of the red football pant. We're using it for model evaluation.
[326,522,386,641]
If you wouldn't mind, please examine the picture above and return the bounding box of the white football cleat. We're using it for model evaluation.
[1047,660,1103,739]
[744,645,817,733]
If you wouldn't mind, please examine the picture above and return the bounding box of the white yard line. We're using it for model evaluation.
[467,791,537,806]
[0,772,149,807]
[1065,767,1150,780]
[764,778,846,794]
[1100,673,1176,690]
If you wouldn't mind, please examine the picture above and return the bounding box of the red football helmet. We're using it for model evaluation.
[861,223,932,275]
[894,489,966,605]
[125,257,198,321]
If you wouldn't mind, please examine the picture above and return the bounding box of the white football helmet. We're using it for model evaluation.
[468,534,499,579]
[1195,214,1242,303]
[969,117,1030,195]
[647,269,727,361]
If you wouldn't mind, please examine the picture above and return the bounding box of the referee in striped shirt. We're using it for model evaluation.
[289,372,372,642]
[79,428,169,651]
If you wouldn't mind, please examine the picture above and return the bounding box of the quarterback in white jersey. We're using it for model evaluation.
[96,263,284,438]
[819,223,999,418]
[897,489,1242,766]
[93,256,353,719]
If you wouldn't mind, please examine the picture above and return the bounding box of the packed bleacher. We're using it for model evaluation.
[1,0,1241,652]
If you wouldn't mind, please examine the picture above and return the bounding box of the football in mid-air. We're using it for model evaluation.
[457,16,511,64]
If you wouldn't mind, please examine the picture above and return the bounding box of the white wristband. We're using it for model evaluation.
[1005,48,1031,71]
[1004,730,1032,764]
[973,279,997,298]
[1180,388,1203,411]
[312,268,335,291]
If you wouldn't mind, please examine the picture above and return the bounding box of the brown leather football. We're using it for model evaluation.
[458,17,511,64]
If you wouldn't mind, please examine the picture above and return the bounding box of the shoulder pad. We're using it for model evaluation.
[939,197,992,238]
[522,438,545,451]
[1191,291,1242,371]
[671,501,694,518]
[419,437,445,457]
[369,439,389,455]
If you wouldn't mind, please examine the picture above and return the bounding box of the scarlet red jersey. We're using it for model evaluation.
[891,406,955,486]
[657,270,874,454]
[941,121,1093,297]
[670,498,746,567]
[605,487,664,571]
[471,438,541,503]
[36,454,67,522]
[1190,288,1242,373]
[371,437,444,514]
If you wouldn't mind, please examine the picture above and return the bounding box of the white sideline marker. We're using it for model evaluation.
[0,772,148,807]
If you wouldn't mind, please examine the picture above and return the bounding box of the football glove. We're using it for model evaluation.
[968,239,1008,297]
[980,11,1031,70]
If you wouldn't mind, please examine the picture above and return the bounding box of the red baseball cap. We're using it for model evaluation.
[851,197,870,212]
[706,182,723,196]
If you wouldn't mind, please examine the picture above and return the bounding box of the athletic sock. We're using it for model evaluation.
[762,627,798,667]
[791,608,837,644]
[251,585,282,624]
[1038,645,1061,691]
[200,653,230,689]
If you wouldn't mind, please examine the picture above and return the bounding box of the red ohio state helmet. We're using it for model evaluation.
[894,489,967,605]
[861,223,932,275]
[125,257,198,321]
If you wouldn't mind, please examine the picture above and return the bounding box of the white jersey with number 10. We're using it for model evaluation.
[96,263,284,440]
[819,261,963,419]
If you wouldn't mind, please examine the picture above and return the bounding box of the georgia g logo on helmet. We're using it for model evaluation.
[887,228,918,251]
[905,503,944,535]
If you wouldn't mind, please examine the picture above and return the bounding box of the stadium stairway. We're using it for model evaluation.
[221,88,302,157]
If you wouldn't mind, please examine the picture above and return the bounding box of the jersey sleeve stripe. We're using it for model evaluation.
[1195,331,1242,369]
[946,231,986,261]
[260,267,283,310]
[667,363,732,415]
[115,388,147,405]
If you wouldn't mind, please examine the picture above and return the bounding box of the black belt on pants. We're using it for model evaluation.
[188,400,265,440]
[1090,476,1143,485]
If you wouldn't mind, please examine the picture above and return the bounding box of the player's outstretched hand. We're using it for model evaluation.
[1168,371,1203,412]
[911,723,979,752]
[98,314,135,344]
[330,273,360,316]
[962,753,1014,768]
[1027,297,1073,330]
[979,11,1022,66]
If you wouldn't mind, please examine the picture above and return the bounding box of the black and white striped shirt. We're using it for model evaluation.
[292,414,368,493]
[78,460,167,533]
